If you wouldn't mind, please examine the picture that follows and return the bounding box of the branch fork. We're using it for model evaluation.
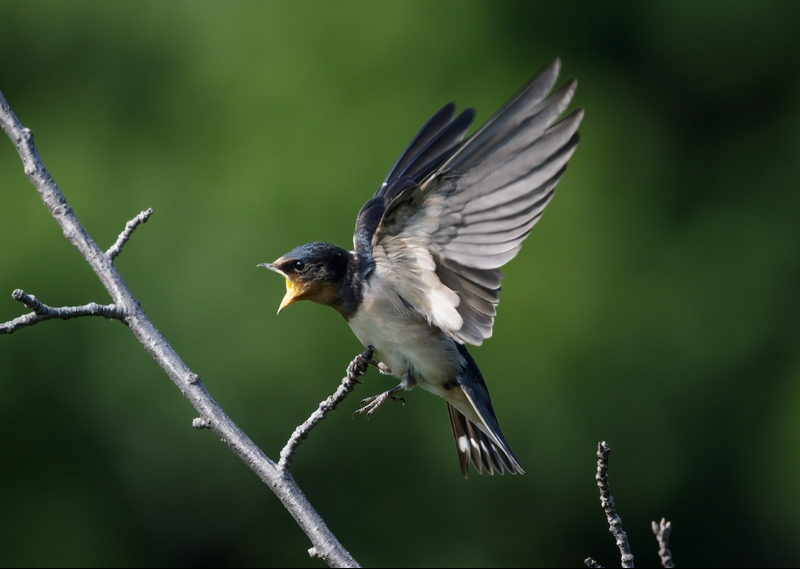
[0,288,124,334]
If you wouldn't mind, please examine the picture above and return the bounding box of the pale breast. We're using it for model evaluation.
[347,277,464,392]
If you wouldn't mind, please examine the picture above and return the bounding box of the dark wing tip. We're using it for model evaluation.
[383,102,457,184]
[397,107,476,183]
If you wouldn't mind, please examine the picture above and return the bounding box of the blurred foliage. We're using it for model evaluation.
[1,1,800,567]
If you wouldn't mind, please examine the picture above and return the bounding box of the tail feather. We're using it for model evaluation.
[447,342,524,477]
[447,402,521,477]
[459,379,524,474]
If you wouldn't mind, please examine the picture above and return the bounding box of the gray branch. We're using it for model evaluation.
[106,208,153,260]
[0,289,124,334]
[0,89,360,568]
[595,441,634,568]
[280,346,373,470]
[651,518,674,568]
[585,444,676,569]
[584,558,603,568]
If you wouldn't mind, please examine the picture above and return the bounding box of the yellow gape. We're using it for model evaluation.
[278,278,298,314]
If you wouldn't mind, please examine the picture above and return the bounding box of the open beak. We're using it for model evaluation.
[258,262,300,314]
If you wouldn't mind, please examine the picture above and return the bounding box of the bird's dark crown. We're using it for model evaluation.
[273,242,351,284]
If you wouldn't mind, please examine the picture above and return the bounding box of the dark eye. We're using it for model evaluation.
[294,260,305,271]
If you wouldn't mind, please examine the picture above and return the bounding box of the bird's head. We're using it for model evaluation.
[259,242,351,314]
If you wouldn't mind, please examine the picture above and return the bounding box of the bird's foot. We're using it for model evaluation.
[353,385,405,418]
[368,359,392,375]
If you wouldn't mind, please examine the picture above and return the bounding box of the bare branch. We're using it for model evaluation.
[106,208,154,261]
[595,441,634,568]
[12,288,50,314]
[584,558,603,568]
[651,518,674,568]
[0,89,360,568]
[0,289,124,334]
[280,346,373,470]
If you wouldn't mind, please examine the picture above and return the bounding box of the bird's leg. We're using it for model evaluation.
[368,359,392,375]
[353,384,405,418]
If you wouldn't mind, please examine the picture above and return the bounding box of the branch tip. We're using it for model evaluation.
[12,289,47,314]
[106,208,154,261]
[652,518,674,568]
[584,558,603,568]
[192,418,208,429]
[594,441,634,568]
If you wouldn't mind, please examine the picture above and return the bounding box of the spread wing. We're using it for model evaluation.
[354,59,582,345]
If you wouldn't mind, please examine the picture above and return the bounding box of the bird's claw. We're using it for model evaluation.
[353,388,405,418]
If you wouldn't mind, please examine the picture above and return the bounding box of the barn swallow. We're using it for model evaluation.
[260,59,582,476]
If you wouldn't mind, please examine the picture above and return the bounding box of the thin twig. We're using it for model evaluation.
[280,346,373,470]
[0,89,360,568]
[106,208,153,260]
[0,289,124,334]
[595,441,634,568]
[584,558,603,568]
[651,518,674,568]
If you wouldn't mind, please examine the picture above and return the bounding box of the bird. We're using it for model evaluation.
[260,59,582,477]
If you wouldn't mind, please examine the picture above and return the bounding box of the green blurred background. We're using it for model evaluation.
[1,1,799,566]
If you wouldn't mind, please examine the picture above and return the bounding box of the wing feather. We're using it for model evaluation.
[397,109,475,182]
[357,59,582,344]
[443,59,562,172]
[384,103,455,183]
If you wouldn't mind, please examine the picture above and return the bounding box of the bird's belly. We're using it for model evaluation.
[347,298,463,391]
